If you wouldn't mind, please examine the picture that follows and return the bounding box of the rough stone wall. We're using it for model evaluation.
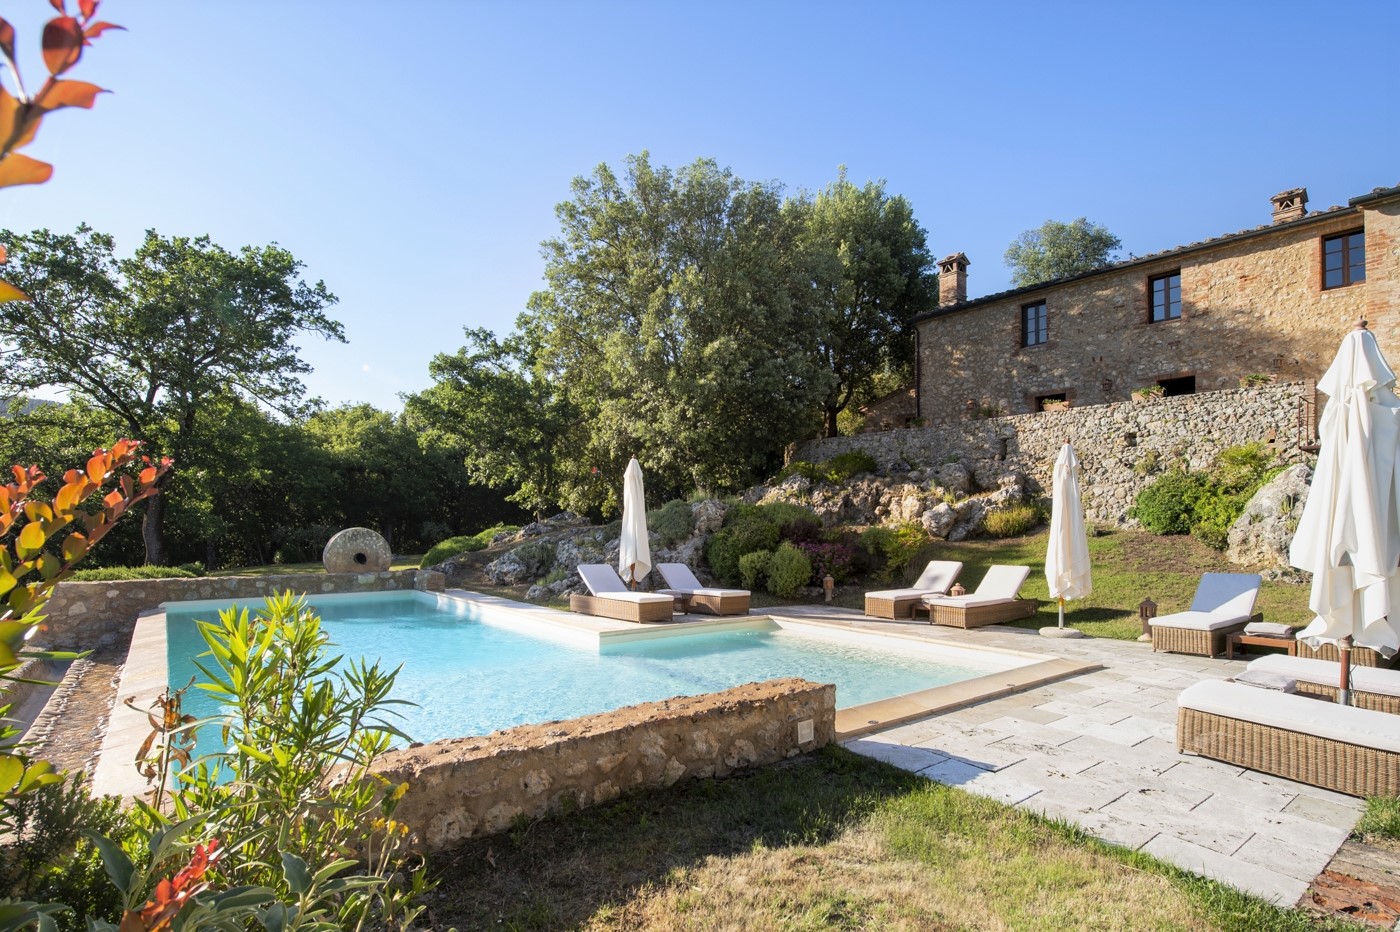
[917,208,1385,423]
[370,677,836,853]
[795,382,1310,524]
[859,388,917,432]
[40,569,446,651]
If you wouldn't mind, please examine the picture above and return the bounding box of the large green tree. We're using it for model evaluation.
[0,225,343,564]
[520,153,828,509]
[1003,217,1122,287]
[405,329,577,519]
[792,170,936,437]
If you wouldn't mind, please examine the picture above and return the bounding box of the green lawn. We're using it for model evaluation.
[427,745,1362,931]
[829,528,1310,641]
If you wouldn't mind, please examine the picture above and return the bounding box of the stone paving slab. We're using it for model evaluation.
[813,610,1367,910]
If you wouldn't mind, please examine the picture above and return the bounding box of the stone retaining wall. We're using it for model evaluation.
[40,569,446,651]
[795,382,1312,523]
[370,677,836,853]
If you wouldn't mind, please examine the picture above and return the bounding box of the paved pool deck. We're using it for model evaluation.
[766,604,1364,909]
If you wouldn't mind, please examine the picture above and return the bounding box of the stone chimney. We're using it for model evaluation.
[938,252,970,305]
[1270,187,1308,224]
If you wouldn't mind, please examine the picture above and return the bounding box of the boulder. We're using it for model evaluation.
[934,463,972,498]
[1226,464,1312,568]
[921,502,956,538]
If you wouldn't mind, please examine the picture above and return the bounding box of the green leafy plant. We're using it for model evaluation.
[983,503,1042,539]
[860,521,929,581]
[737,549,772,591]
[1130,443,1279,549]
[825,451,877,482]
[765,543,813,598]
[1131,384,1164,400]
[647,499,695,548]
[1239,373,1274,388]
[706,510,781,585]
[66,565,197,581]
[419,523,521,567]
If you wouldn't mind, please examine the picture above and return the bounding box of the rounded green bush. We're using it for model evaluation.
[648,499,696,548]
[983,503,1042,539]
[1130,470,1208,535]
[420,524,521,567]
[738,549,773,591]
[826,450,877,481]
[766,542,813,598]
[706,514,781,585]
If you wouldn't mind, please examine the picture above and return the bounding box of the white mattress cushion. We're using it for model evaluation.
[1190,572,1261,618]
[1248,655,1400,698]
[866,588,936,601]
[660,587,747,599]
[578,563,628,595]
[1178,679,1400,754]
[1149,610,1248,631]
[976,565,1030,599]
[924,595,1015,607]
[910,560,963,592]
[591,591,672,605]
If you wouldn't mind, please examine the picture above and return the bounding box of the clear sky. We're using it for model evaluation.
[4,0,1397,412]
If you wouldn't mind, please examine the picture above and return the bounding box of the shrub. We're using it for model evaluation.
[738,550,773,591]
[420,523,521,567]
[983,503,1042,538]
[795,540,860,583]
[1190,491,1248,550]
[775,460,825,484]
[706,514,780,585]
[648,499,695,548]
[861,522,930,581]
[1130,469,1208,535]
[826,450,877,481]
[766,543,814,598]
[67,565,198,581]
[756,501,820,530]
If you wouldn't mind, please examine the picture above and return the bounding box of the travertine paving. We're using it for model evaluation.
[770,605,1365,909]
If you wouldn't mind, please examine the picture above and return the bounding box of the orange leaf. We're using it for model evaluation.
[0,278,27,304]
[78,0,97,19]
[16,523,45,559]
[86,452,107,484]
[36,79,106,111]
[61,532,87,563]
[103,489,122,509]
[0,18,15,66]
[0,153,54,188]
[83,21,122,40]
[41,17,83,76]
[49,1,66,14]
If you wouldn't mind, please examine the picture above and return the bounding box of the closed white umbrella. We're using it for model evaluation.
[618,456,651,589]
[1043,442,1091,638]
[1289,320,1400,704]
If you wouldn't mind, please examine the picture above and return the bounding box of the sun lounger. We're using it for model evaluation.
[655,563,750,615]
[1149,573,1262,657]
[924,565,1036,629]
[1246,655,1400,714]
[863,560,964,619]
[1177,678,1400,797]
[569,564,674,624]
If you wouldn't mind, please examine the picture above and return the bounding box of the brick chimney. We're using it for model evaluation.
[938,252,970,305]
[1270,187,1308,224]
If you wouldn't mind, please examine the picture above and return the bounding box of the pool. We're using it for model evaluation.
[162,591,1027,747]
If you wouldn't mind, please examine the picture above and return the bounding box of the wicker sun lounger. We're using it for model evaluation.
[570,564,675,624]
[863,560,963,619]
[1149,573,1262,657]
[655,563,750,615]
[1246,655,1400,714]
[1177,679,1400,797]
[924,565,1036,629]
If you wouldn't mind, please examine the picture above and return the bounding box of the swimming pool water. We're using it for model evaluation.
[164,592,1007,747]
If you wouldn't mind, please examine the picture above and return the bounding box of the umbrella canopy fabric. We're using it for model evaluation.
[618,457,651,587]
[1045,442,1092,604]
[1289,324,1400,661]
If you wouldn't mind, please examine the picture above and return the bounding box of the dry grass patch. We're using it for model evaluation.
[424,748,1358,931]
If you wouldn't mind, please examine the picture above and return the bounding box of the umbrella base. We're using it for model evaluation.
[1040,626,1085,639]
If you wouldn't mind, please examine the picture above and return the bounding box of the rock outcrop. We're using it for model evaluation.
[1226,463,1312,568]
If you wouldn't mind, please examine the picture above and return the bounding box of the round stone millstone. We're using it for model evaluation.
[322,527,392,574]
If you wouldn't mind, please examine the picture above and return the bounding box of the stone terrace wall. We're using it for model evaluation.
[41,569,446,651]
[372,677,835,853]
[795,382,1312,524]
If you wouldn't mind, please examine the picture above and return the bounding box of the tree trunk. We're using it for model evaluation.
[205,539,218,572]
[142,493,168,566]
[823,405,840,438]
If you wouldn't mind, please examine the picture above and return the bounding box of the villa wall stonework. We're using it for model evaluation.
[40,569,446,651]
[917,197,1397,424]
[794,382,1311,525]
[370,677,836,853]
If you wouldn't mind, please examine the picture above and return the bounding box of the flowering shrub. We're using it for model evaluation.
[794,540,859,583]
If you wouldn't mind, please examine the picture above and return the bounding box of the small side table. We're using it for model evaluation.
[671,593,692,615]
[1225,632,1297,660]
[911,602,933,624]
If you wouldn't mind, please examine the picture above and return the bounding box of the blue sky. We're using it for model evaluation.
[5,0,1397,412]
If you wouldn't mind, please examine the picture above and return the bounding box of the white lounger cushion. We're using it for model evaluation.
[1178,679,1400,754]
[656,563,749,597]
[867,587,943,601]
[578,563,629,594]
[925,564,1029,606]
[910,560,964,592]
[1150,611,1248,632]
[1248,655,1400,698]
[924,594,1016,607]
[1190,572,1261,617]
[592,591,673,605]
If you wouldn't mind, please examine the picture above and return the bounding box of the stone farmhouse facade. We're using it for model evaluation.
[911,183,1400,425]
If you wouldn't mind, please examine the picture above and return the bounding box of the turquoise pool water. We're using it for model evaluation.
[164,592,1008,747]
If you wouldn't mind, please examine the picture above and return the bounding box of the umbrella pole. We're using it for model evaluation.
[1058,597,1065,629]
[1339,635,1353,706]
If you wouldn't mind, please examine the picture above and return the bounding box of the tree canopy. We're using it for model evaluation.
[1003,217,1121,287]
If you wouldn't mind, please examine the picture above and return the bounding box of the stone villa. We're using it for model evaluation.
[900,183,1400,427]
